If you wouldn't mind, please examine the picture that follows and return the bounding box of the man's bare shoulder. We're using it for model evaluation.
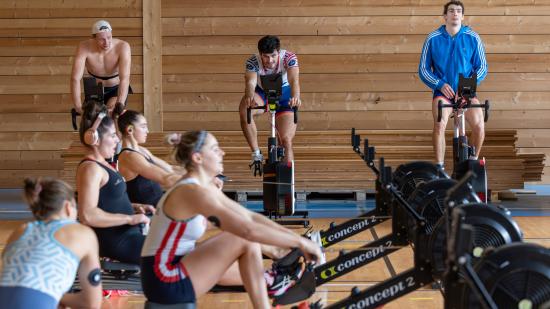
[113,38,131,50]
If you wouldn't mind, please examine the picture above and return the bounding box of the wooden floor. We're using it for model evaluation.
[1,217,549,309]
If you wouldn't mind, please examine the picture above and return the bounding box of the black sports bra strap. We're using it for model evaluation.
[119,148,154,163]
[119,148,138,154]
[78,158,113,173]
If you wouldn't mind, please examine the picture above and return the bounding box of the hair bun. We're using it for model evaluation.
[23,177,42,205]
[165,133,182,146]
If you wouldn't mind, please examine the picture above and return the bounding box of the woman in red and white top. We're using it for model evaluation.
[140,130,321,308]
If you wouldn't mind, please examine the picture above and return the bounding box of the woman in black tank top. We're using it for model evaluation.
[116,110,183,206]
[76,101,154,264]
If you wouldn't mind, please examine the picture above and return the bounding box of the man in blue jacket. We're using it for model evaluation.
[418,0,488,168]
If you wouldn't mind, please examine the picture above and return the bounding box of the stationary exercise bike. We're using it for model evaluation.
[71,76,104,130]
[437,73,490,202]
[247,73,308,226]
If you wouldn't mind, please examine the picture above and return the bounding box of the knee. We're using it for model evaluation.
[433,121,447,134]
[280,135,293,147]
[472,122,485,135]
[244,241,262,255]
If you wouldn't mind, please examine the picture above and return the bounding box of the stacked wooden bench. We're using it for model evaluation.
[61,130,544,198]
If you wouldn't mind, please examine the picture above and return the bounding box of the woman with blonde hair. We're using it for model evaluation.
[140,131,322,308]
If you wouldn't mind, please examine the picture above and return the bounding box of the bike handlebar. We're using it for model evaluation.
[246,106,299,124]
[437,100,443,123]
[71,108,81,130]
[246,106,264,124]
[483,100,490,122]
[437,99,490,123]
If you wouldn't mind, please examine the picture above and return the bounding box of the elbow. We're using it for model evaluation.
[161,176,175,189]
[71,77,81,85]
[236,224,257,242]
[119,76,130,85]
[78,211,95,227]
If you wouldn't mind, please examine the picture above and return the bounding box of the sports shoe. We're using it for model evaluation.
[268,262,306,298]
[102,289,130,298]
[251,151,263,163]
[249,151,264,176]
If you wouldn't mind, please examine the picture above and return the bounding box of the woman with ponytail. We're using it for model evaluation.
[76,100,153,264]
[0,177,102,309]
[116,109,183,206]
[140,131,322,307]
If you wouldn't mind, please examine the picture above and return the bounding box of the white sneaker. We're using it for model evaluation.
[249,151,264,176]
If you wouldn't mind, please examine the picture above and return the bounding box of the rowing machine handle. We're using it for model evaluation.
[246,107,251,124]
[484,100,490,123]
[293,106,298,124]
[437,100,443,122]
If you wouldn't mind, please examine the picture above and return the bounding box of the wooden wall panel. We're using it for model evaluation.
[161,73,550,93]
[0,56,143,75]
[163,35,550,55]
[0,0,142,18]
[517,130,550,148]
[0,75,143,94]
[0,170,61,187]
[162,0,550,17]
[142,0,163,132]
[0,37,143,56]
[0,151,63,169]
[163,54,550,74]
[0,94,144,113]
[0,18,142,37]
[162,111,550,131]
[0,113,74,131]
[0,132,73,150]
[162,16,550,36]
[163,92,550,112]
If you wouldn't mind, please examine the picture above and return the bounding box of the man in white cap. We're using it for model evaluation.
[71,20,132,114]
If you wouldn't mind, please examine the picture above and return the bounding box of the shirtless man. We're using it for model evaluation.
[71,20,132,114]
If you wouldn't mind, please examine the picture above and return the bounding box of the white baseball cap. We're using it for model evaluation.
[91,20,112,34]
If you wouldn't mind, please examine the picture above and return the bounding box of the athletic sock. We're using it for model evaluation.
[264,270,275,286]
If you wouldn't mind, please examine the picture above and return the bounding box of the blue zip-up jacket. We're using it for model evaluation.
[418,25,488,93]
